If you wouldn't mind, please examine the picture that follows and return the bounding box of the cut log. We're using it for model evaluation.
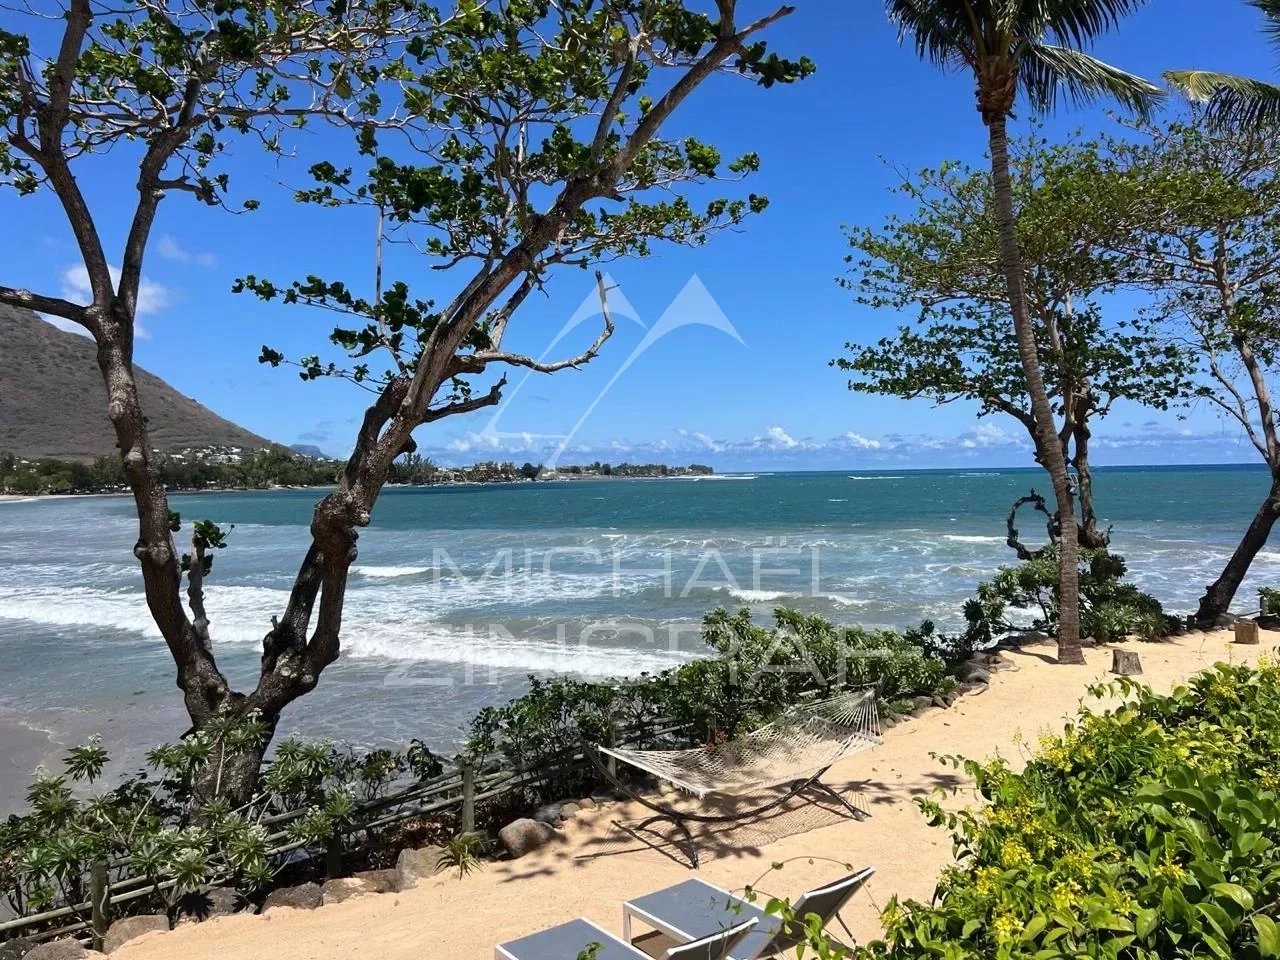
[1235,620,1261,645]
[1111,649,1143,676]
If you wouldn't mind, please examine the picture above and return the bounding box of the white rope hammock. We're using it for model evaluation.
[597,688,883,798]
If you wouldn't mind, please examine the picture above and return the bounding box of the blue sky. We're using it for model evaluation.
[3,0,1275,471]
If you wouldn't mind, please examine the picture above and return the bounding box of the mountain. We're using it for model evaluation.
[0,304,274,460]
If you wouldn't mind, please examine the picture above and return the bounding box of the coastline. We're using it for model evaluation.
[0,714,62,815]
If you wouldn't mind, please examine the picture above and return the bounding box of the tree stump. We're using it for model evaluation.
[1111,649,1143,676]
[1235,620,1261,645]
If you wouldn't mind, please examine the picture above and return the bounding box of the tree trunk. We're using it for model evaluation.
[1196,473,1280,623]
[986,116,1083,664]
[1072,420,1109,550]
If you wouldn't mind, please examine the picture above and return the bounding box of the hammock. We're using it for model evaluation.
[585,688,883,868]
[596,687,882,798]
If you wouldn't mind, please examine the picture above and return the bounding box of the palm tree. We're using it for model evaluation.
[1166,1,1280,127]
[884,0,1161,664]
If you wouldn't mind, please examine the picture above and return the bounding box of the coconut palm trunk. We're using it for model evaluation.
[986,115,1084,662]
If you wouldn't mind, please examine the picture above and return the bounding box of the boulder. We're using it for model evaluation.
[103,915,169,954]
[353,869,398,894]
[532,803,563,824]
[957,663,991,684]
[394,845,446,890]
[24,941,103,960]
[559,802,581,818]
[176,887,246,923]
[498,818,556,859]
[956,680,989,697]
[577,797,597,810]
[0,939,36,960]
[320,878,374,906]
[260,882,322,914]
[909,696,933,718]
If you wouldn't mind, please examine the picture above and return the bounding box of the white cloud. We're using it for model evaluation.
[156,235,217,267]
[845,432,881,450]
[765,425,798,449]
[959,421,1018,449]
[58,264,173,338]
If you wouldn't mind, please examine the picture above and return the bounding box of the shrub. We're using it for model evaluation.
[0,721,443,926]
[947,549,1177,654]
[835,658,1280,960]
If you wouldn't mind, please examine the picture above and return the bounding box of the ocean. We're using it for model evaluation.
[0,465,1273,787]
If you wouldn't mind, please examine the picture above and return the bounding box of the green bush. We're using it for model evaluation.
[949,549,1177,653]
[0,720,442,924]
[843,658,1280,960]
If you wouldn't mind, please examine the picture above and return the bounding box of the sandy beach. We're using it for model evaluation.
[0,714,62,814]
[105,629,1271,960]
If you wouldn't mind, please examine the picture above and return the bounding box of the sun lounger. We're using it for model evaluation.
[495,916,758,960]
[621,867,875,959]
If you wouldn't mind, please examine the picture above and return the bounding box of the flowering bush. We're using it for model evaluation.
[853,658,1280,959]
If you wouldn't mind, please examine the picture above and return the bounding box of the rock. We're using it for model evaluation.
[988,657,1018,672]
[880,715,897,729]
[532,802,564,824]
[910,696,933,718]
[498,818,556,859]
[559,802,581,818]
[103,916,169,954]
[260,882,322,913]
[24,941,103,960]
[940,690,960,707]
[958,663,991,684]
[353,869,397,894]
[577,797,597,810]
[931,695,949,709]
[0,939,36,960]
[176,887,246,923]
[321,877,376,905]
[394,845,446,890]
[956,680,989,697]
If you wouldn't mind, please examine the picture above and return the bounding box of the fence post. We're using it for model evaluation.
[460,761,476,835]
[90,860,108,951]
[325,835,344,879]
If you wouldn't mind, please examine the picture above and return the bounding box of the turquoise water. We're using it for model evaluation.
[0,465,1273,768]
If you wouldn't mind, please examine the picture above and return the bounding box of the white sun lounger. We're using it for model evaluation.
[495,916,758,960]
[622,867,875,959]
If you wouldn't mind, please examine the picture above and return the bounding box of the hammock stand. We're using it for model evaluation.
[584,688,882,869]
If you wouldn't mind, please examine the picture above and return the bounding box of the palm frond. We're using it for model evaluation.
[884,0,973,69]
[1023,42,1163,116]
[1165,69,1280,129]
[1034,0,1152,48]
[1250,0,1280,51]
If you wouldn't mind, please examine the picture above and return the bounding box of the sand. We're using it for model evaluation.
[0,714,62,815]
[111,629,1271,960]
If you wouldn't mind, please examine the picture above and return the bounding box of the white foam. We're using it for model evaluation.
[352,565,431,578]
[943,535,1006,544]
[848,476,904,480]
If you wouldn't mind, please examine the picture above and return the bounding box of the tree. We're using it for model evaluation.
[1166,0,1280,128]
[882,0,1161,664]
[1100,117,1280,622]
[837,137,1197,551]
[0,0,806,801]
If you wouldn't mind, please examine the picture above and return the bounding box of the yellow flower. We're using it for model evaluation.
[975,866,1000,895]
[999,839,1032,870]
[992,911,1021,942]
